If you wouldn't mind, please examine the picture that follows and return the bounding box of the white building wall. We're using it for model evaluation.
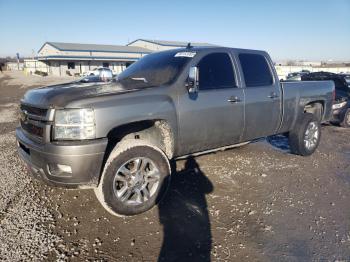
[49,61,61,76]
[24,59,48,74]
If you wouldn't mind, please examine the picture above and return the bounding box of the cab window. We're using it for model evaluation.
[198,53,236,90]
[239,53,273,87]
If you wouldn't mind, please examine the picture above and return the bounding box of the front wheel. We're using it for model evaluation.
[288,113,321,156]
[95,140,171,216]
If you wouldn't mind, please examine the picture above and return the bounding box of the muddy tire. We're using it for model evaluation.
[289,113,321,156]
[313,103,323,123]
[340,109,350,128]
[95,139,171,216]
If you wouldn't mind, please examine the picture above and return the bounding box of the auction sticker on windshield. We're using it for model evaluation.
[174,52,196,58]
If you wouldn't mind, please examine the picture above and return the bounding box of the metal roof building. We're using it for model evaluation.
[32,39,214,76]
[36,42,152,76]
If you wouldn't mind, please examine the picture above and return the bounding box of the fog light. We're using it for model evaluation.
[48,163,72,176]
[57,164,72,174]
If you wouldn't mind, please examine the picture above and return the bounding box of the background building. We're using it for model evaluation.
[29,39,214,76]
[35,42,152,76]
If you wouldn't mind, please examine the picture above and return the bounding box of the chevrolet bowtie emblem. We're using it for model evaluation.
[20,110,28,122]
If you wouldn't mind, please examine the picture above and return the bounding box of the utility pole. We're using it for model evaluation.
[16,53,20,70]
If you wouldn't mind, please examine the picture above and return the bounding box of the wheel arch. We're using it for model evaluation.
[303,100,324,122]
[104,119,175,163]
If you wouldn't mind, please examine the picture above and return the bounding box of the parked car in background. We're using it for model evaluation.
[339,73,350,86]
[82,67,114,77]
[80,75,113,83]
[80,67,114,83]
[286,70,310,81]
[16,47,334,216]
[302,72,350,127]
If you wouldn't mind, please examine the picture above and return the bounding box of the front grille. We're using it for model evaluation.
[21,120,43,138]
[20,104,48,117]
[19,103,49,141]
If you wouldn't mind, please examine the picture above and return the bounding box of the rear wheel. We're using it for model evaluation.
[289,113,321,156]
[95,140,171,216]
[340,109,350,128]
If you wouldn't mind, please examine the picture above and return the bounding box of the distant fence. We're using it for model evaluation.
[5,62,24,71]
[4,60,48,75]
[23,59,48,75]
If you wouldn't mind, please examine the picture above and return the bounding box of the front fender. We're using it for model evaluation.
[94,94,178,139]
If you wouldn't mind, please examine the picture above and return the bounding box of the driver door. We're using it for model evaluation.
[177,52,245,155]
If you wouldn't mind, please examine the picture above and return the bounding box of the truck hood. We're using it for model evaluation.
[22,80,140,108]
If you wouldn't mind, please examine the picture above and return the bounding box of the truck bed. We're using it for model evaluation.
[278,80,334,133]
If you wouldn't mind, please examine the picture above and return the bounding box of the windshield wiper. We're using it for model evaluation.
[116,76,149,86]
[130,77,148,83]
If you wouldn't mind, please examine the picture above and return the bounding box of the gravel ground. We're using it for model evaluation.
[0,103,62,260]
[0,71,349,261]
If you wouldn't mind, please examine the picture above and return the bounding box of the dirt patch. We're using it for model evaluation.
[0,71,76,89]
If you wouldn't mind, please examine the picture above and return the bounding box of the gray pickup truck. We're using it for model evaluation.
[16,46,334,216]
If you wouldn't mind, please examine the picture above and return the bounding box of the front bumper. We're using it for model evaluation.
[16,127,108,188]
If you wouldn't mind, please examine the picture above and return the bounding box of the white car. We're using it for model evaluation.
[80,67,113,83]
[82,67,113,77]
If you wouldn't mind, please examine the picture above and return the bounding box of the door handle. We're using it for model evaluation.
[268,92,279,99]
[228,96,242,103]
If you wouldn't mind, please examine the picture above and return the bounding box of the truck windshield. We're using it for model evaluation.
[115,50,192,88]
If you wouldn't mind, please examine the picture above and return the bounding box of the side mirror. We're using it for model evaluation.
[187,66,199,93]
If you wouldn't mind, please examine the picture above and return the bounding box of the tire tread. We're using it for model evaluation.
[289,113,321,156]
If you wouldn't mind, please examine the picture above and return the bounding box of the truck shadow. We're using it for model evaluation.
[158,156,213,262]
[266,135,291,153]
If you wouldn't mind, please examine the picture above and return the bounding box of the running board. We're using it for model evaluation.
[175,142,250,160]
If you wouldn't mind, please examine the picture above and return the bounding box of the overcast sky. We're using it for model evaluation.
[0,0,349,61]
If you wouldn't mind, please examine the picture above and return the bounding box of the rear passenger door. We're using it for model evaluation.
[178,52,245,154]
[238,53,282,141]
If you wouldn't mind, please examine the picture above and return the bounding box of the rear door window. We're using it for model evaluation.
[198,53,236,90]
[239,53,273,87]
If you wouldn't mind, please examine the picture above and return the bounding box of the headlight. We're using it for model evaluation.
[54,109,95,140]
[332,101,347,110]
